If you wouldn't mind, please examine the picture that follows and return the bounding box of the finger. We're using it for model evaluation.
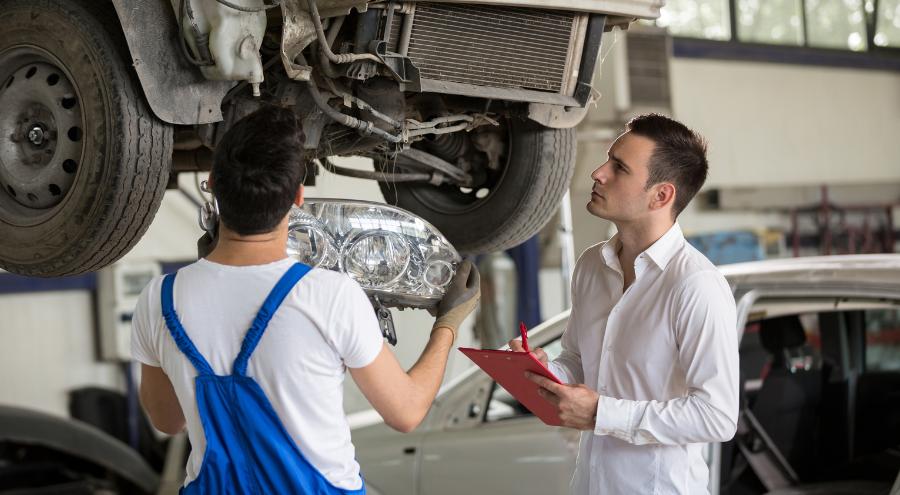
[509,339,524,351]
[466,261,480,289]
[537,387,561,406]
[456,260,472,281]
[448,262,470,292]
[525,372,563,393]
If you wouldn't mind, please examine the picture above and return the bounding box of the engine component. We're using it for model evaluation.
[173,0,267,94]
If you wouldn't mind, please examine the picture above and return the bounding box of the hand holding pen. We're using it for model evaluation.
[507,321,549,368]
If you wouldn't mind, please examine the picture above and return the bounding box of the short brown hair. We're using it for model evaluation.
[212,106,307,235]
[626,114,708,217]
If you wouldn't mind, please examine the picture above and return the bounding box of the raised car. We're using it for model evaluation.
[0,0,663,277]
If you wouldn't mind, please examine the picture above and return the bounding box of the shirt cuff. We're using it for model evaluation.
[594,395,637,441]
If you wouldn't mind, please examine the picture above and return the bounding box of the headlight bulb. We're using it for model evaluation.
[342,231,411,288]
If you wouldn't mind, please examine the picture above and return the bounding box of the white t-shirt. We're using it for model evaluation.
[131,257,384,490]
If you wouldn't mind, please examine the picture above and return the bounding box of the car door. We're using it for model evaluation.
[418,334,580,495]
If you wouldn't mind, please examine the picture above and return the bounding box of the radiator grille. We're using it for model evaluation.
[386,3,580,94]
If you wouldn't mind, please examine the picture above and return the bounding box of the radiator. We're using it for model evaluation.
[385,3,588,96]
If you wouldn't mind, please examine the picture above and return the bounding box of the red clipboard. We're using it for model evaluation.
[458,322,563,426]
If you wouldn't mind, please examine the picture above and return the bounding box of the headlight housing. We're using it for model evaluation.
[287,199,460,309]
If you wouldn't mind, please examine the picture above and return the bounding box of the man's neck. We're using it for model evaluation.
[614,218,675,265]
[205,222,290,267]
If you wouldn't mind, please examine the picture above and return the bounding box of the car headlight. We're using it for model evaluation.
[287,199,460,309]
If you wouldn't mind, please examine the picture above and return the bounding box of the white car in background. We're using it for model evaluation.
[350,254,900,495]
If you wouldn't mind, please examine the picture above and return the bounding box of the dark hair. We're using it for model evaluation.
[626,114,708,217]
[211,106,307,235]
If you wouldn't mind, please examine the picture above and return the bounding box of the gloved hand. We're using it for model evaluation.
[433,259,481,340]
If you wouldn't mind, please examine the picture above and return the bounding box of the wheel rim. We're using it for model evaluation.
[0,47,84,225]
[406,122,512,216]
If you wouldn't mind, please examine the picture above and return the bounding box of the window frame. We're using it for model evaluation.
[660,0,900,71]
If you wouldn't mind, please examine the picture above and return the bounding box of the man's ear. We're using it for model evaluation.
[650,182,676,213]
[294,184,305,207]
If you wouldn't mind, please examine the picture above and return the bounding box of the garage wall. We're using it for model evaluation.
[670,58,900,188]
[0,291,123,416]
[568,47,900,257]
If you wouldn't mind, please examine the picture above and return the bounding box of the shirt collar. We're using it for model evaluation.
[599,234,621,270]
[598,223,684,272]
[642,222,684,270]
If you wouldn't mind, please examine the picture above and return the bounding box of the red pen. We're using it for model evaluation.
[519,321,530,353]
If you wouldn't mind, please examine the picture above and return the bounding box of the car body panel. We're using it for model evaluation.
[0,404,159,493]
[111,0,234,125]
[419,418,580,495]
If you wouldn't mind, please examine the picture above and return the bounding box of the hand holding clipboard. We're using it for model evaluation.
[458,322,564,426]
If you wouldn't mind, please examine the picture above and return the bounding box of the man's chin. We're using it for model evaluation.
[586,202,611,220]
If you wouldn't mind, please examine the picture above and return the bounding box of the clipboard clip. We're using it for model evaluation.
[519,321,530,353]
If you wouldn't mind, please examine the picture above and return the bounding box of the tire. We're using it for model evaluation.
[379,119,575,254]
[0,0,172,277]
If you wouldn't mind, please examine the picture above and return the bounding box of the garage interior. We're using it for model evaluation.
[0,0,899,494]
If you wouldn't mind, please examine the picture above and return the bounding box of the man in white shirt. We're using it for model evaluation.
[511,114,738,494]
[133,106,480,492]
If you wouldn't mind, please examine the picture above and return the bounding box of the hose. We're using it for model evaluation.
[306,77,403,143]
[318,157,431,182]
[307,0,382,65]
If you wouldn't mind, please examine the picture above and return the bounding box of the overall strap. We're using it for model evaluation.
[232,263,311,376]
[161,273,216,376]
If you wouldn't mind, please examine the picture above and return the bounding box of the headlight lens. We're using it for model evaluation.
[287,199,460,309]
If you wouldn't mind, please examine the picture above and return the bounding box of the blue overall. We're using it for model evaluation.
[160,263,366,495]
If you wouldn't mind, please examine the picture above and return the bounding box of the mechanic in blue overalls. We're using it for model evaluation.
[131,106,480,494]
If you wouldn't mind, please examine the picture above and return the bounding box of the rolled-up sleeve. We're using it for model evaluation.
[594,270,739,445]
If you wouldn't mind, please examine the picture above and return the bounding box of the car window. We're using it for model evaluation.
[741,313,823,394]
[485,336,563,422]
[865,308,900,372]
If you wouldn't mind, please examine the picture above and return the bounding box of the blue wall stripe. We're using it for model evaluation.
[0,272,97,295]
[0,259,196,295]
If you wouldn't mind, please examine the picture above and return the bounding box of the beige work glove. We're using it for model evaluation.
[433,259,481,340]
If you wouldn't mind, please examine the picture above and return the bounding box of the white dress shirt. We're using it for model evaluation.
[548,223,739,494]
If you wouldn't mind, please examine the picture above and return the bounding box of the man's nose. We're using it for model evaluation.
[591,163,609,184]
